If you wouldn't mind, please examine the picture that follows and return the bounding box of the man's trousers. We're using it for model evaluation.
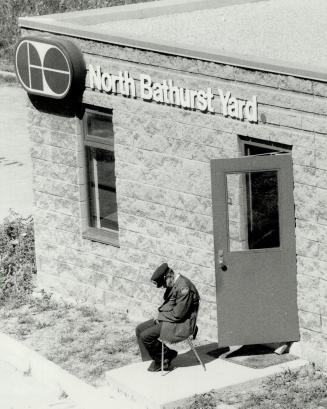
[136,319,174,362]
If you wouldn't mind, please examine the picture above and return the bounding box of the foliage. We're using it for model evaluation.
[186,392,217,409]
[237,366,327,409]
[186,365,327,409]
[0,211,36,304]
[29,289,60,311]
[0,0,155,72]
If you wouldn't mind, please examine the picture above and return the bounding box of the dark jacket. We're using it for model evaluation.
[158,274,200,343]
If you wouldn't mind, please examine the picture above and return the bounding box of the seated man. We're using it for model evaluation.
[136,263,200,372]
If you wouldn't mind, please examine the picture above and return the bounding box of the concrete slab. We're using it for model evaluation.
[0,360,60,409]
[105,344,308,409]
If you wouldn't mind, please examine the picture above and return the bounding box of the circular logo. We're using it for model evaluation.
[15,38,73,99]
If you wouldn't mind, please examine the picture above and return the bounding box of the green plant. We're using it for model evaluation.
[0,211,36,304]
[30,289,60,312]
[187,392,217,409]
[60,334,75,344]
[17,313,35,325]
[77,323,91,333]
[77,304,97,318]
[16,326,31,339]
[35,319,51,329]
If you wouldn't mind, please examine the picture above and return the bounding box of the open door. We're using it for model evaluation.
[211,154,299,347]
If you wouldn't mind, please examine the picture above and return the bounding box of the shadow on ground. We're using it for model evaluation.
[173,343,226,368]
[221,344,297,369]
[172,343,297,370]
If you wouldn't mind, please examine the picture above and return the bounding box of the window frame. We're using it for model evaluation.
[239,135,292,156]
[82,107,119,247]
[235,135,292,252]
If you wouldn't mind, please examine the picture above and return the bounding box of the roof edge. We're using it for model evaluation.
[18,0,263,25]
[18,21,327,84]
[18,0,327,83]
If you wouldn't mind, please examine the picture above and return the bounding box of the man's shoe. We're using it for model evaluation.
[166,349,178,363]
[163,358,175,371]
[147,360,161,372]
[147,350,178,372]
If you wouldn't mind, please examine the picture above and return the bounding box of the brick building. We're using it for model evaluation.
[15,0,327,368]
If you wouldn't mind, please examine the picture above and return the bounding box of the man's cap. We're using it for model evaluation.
[151,263,170,287]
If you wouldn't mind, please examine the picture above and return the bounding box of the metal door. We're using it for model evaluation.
[211,154,299,347]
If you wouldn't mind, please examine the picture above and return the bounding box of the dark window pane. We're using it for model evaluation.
[87,147,118,231]
[246,170,280,249]
[244,143,276,156]
[244,142,289,157]
[227,170,280,251]
[87,113,113,143]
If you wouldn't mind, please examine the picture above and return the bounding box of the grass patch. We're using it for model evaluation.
[0,291,140,386]
[183,365,327,409]
[238,367,327,409]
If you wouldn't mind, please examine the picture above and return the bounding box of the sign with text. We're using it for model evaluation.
[89,64,258,123]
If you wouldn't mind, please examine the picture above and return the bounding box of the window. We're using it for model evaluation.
[231,136,291,251]
[83,109,119,246]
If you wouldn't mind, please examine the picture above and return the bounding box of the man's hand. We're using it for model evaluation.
[154,319,160,325]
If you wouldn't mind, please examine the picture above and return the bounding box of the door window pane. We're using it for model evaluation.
[87,147,118,231]
[227,170,280,251]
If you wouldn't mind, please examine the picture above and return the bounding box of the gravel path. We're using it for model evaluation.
[94,0,327,69]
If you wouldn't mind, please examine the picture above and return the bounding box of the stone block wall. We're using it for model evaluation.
[25,30,327,365]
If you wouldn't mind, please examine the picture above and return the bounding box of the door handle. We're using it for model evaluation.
[218,249,227,271]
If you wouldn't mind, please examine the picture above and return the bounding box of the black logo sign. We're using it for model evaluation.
[15,37,85,100]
